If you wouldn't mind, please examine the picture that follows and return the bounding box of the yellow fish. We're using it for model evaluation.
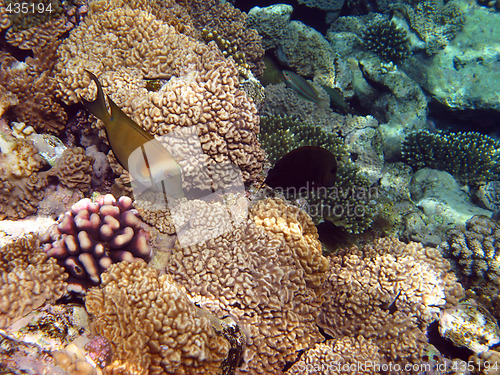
[80,70,184,199]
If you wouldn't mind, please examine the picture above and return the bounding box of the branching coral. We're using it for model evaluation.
[54,2,265,184]
[362,19,411,62]
[318,238,464,367]
[43,194,152,294]
[85,260,233,375]
[259,114,374,234]
[160,197,328,374]
[402,130,500,186]
[0,235,68,328]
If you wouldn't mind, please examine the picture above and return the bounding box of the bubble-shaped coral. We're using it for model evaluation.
[362,19,411,62]
[402,130,500,186]
[42,194,151,294]
[85,260,233,374]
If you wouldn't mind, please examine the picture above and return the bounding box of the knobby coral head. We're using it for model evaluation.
[42,194,151,294]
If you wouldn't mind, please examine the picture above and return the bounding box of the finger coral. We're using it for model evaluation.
[318,238,464,367]
[161,197,328,374]
[0,235,68,328]
[42,194,152,294]
[54,1,265,184]
[85,260,233,375]
[402,130,500,186]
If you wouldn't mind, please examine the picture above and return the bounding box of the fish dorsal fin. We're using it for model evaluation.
[80,70,112,124]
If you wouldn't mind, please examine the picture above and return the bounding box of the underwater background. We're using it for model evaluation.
[0,0,499,373]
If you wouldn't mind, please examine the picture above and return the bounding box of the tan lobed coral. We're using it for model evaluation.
[0,41,68,134]
[54,2,265,184]
[0,134,94,219]
[158,197,328,374]
[251,198,329,290]
[85,260,232,375]
[318,238,464,368]
[0,235,68,328]
[285,336,383,375]
[46,147,94,192]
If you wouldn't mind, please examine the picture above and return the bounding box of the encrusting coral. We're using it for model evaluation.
[85,260,234,375]
[159,197,328,374]
[0,235,68,328]
[402,130,500,186]
[43,194,152,294]
[318,237,464,367]
[54,1,265,185]
[391,0,465,55]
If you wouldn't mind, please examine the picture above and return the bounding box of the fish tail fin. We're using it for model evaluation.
[80,70,112,123]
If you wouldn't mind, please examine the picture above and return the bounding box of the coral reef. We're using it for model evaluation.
[259,115,375,234]
[318,238,464,366]
[85,260,234,374]
[0,41,68,134]
[158,197,328,374]
[439,299,500,354]
[0,132,96,220]
[42,194,151,294]
[0,235,68,328]
[442,215,500,287]
[402,130,500,186]
[362,19,411,62]
[54,2,265,184]
[297,0,346,11]
[184,0,265,77]
[285,336,382,374]
[391,0,465,56]
[406,168,492,246]
[248,4,353,94]
[46,147,94,192]
[403,3,499,111]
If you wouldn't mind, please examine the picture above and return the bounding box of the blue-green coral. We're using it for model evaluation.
[402,130,500,186]
[259,114,374,234]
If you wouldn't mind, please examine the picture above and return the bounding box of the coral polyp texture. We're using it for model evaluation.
[43,194,151,294]
[0,235,68,328]
[362,19,411,62]
[402,130,500,186]
[442,215,500,287]
[85,260,233,375]
[285,336,382,375]
[160,197,329,374]
[318,238,464,367]
[54,1,265,184]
